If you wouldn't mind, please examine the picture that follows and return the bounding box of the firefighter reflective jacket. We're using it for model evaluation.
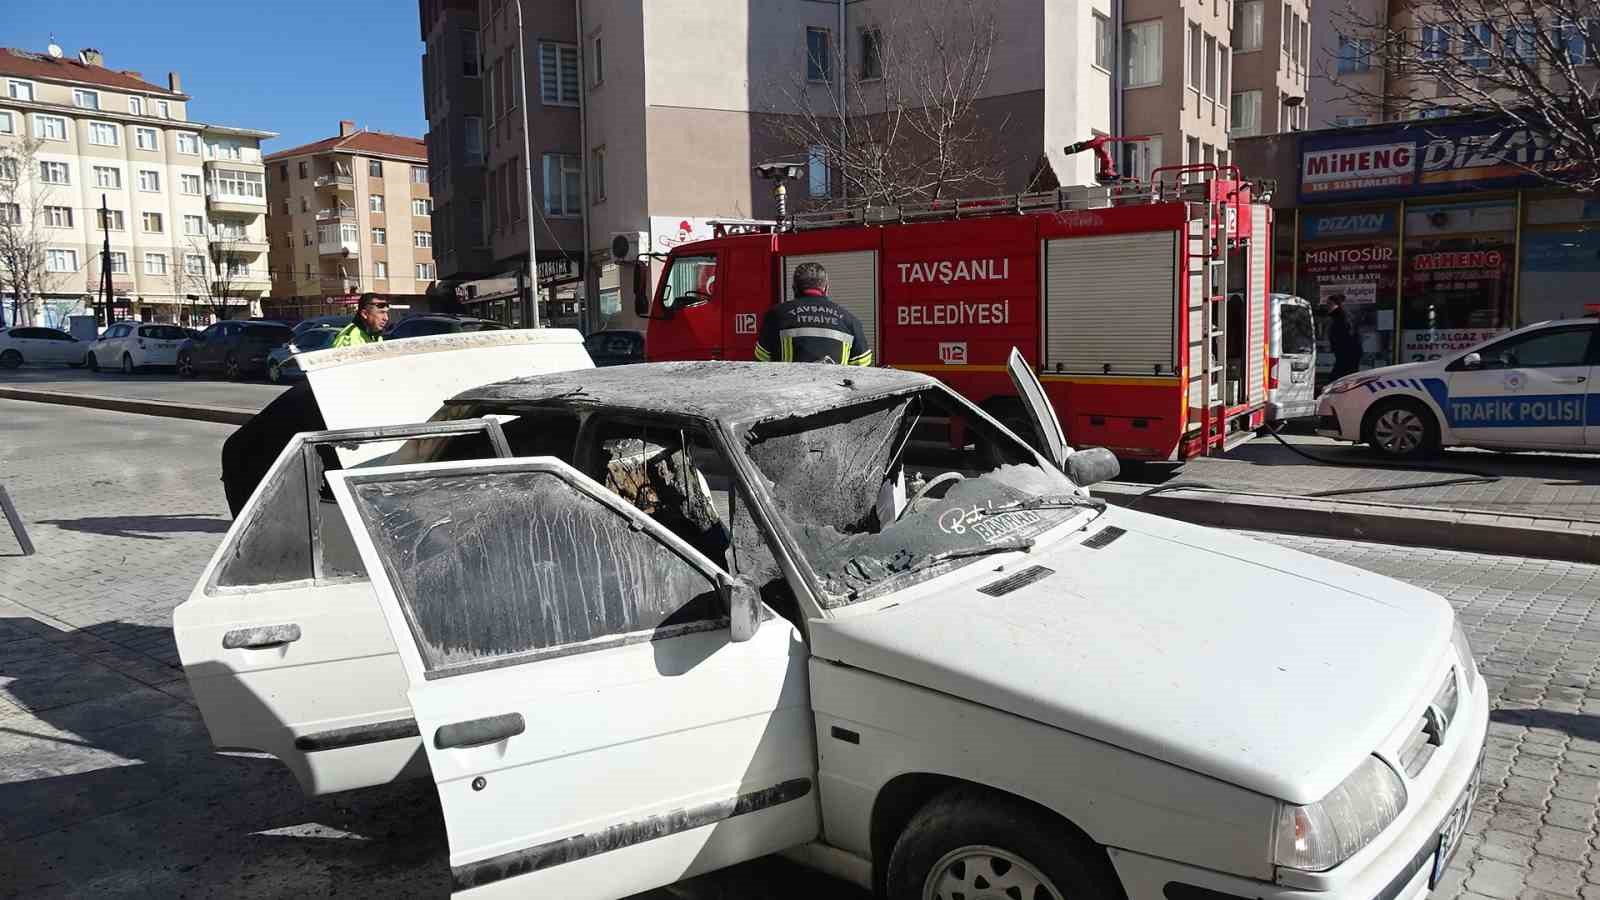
[753,295,872,365]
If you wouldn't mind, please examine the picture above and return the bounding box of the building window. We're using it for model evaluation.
[46,249,77,272]
[185,254,206,276]
[1092,14,1113,70]
[184,214,205,236]
[375,260,388,279]
[142,212,164,233]
[0,203,18,224]
[1230,90,1262,136]
[138,170,161,192]
[210,168,264,199]
[176,133,200,155]
[300,197,309,213]
[129,96,143,115]
[298,161,308,179]
[539,42,580,106]
[39,161,70,184]
[1186,136,1201,167]
[1233,0,1263,51]
[135,127,159,151]
[372,228,386,245]
[7,80,34,101]
[0,159,14,181]
[414,231,433,248]
[1462,22,1493,69]
[416,263,436,281]
[72,89,99,109]
[591,32,604,86]
[45,206,73,228]
[465,116,484,164]
[157,100,170,118]
[181,173,202,195]
[97,209,125,231]
[91,166,119,189]
[1125,20,1163,87]
[1282,3,1292,53]
[464,29,481,77]
[542,154,582,217]
[302,229,311,246]
[806,27,833,82]
[412,198,433,216]
[1188,23,1202,89]
[0,111,11,134]
[1219,45,1230,101]
[33,115,68,141]
[1337,34,1374,73]
[468,200,484,246]
[370,194,385,213]
[109,251,127,273]
[1124,136,1162,181]
[88,122,120,146]
[1332,115,1371,126]
[591,145,606,203]
[808,145,830,198]
[412,165,428,184]
[368,159,383,177]
[861,26,884,79]
[1204,34,1218,98]
[144,252,167,275]
[341,222,359,244]
[1419,25,1450,60]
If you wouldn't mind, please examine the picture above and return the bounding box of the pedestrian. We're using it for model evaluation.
[331,294,388,348]
[1324,293,1361,382]
[753,262,873,365]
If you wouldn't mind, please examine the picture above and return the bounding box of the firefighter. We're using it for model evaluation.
[754,262,872,365]
[331,294,388,348]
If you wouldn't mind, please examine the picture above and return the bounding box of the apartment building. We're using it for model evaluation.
[422,1,1308,331]
[263,121,436,314]
[0,46,275,326]
[420,0,491,283]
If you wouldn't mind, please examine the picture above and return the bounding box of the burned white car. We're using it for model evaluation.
[177,358,1486,900]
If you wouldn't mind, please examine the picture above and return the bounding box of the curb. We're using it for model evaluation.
[0,386,255,426]
[1095,481,1600,564]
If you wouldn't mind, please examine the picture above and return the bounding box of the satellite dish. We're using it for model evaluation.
[47,43,64,58]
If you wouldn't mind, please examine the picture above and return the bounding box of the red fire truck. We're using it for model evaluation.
[637,165,1274,461]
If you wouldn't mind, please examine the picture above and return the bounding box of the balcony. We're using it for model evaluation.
[214,236,270,255]
[315,207,357,223]
[319,238,361,258]
[314,174,355,191]
[207,190,266,216]
[216,270,270,293]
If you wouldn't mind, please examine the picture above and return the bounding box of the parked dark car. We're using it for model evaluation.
[177,320,294,380]
[267,325,342,383]
[291,315,351,339]
[583,329,646,367]
[386,313,508,340]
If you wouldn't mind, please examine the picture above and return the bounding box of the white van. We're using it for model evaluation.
[1268,293,1318,423]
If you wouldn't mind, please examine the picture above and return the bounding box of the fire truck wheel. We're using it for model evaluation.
[1362,397,1439,461]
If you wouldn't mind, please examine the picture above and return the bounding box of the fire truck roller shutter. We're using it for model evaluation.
[1248,210,1268,407]
[782,251,879,351]
[1043,231,1178,375]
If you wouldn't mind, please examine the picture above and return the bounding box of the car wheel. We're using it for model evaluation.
[267,363,281,384]
[177,353,195,378]
[1363,398,1439,460]
[86,353,99,373]
[886,786,1125,900]
[224,353,240,380]
[121,353,135,375]
[0,349,21,369]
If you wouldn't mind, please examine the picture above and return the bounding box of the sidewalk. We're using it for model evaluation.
[0,368,282,424]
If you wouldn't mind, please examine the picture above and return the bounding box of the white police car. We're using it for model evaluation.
[1317,316,1599,459]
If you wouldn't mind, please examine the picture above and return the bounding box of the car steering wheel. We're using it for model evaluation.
[898,472,966,521]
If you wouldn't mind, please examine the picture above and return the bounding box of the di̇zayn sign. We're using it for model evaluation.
[1298,118,1568,202]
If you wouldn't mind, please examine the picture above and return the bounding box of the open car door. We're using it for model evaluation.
[175,419,512,796]
[328,457,819,899]
[1006,347,1071,470]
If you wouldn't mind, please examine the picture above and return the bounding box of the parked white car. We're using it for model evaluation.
[1267,294,1317,423]
[84,321,190,373]
[178,354,1486,900]
[0,326,85,368]
[1317,316,1597,458]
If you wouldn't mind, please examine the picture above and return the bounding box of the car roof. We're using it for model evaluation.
[454,361,936,424]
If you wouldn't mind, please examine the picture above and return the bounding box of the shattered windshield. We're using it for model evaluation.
[741,388,1096,606]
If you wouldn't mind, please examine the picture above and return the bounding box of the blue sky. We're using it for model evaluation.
[3,1,426,151]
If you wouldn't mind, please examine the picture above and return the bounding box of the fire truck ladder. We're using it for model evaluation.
[1186,197,1228,454]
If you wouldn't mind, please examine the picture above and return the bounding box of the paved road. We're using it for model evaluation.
[0,366,286,414]
[3,400,1600,897]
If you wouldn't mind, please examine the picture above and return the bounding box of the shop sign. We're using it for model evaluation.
[1301,210,1395,240]
[1298,118,1557,202]
[650,216,720,253]
[1401,328,1501,362]
[1302,142,1414,196]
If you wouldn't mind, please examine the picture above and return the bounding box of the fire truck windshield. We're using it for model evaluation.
[661,255,717,310]
[742,388,1094,607]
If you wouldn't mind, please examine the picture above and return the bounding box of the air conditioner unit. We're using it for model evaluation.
[610,231,649,264]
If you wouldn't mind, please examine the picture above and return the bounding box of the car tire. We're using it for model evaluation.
[177,353,195,378]
[1363,397,1440,461]
[886,785,1125,900]
[0,349,21,369]
[86,353,99,373]
[268,363,281,384]
[224,353,240,381]
[121,353,135,375]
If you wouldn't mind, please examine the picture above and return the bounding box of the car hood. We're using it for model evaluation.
[1345,360,1438,382]
[809,509,1454,803]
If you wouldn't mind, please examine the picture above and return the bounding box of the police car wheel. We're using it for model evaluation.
[1363,398,1438,460]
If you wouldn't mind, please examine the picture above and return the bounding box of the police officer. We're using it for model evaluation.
[754,262,872,365]
[331,293,388,348]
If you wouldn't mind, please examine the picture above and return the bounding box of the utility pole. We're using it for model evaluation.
[98,193,113,326]
[513,0,542,327]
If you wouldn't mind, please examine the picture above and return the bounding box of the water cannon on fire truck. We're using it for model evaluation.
[1061,134,1156,184]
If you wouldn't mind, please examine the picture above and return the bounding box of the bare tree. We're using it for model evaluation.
[762,0,1016,211]
[182,235,250,323]
[0,135,60,326]
[1328,0,1600,192]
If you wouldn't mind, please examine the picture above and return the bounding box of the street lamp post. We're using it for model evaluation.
[754,161,806,223]
[513,0,542,327]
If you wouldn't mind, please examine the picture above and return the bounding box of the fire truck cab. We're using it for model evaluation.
[639,165,1274,461]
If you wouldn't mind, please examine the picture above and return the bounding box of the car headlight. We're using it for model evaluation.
[1452,622,1478,691]
[1274,756,1407,872]
[1324,374,1381,395]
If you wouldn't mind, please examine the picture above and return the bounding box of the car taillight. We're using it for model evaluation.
[1268,357,1280,390]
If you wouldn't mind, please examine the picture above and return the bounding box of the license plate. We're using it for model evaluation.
[1291,372,1308,383]
[1430,758,1482,888]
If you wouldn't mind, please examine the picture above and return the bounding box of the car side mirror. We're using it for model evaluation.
[721,574,761,643]
[1066,447,1120,487]
[632,264,653,318]
[1460,352,1482,369]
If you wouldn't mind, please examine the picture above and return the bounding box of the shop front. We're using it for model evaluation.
[1237,114,1599,385]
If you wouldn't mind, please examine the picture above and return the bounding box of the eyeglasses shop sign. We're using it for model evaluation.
[1298,121,1556,201]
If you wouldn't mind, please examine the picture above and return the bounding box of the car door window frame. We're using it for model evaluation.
[1447,325,1598,371]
